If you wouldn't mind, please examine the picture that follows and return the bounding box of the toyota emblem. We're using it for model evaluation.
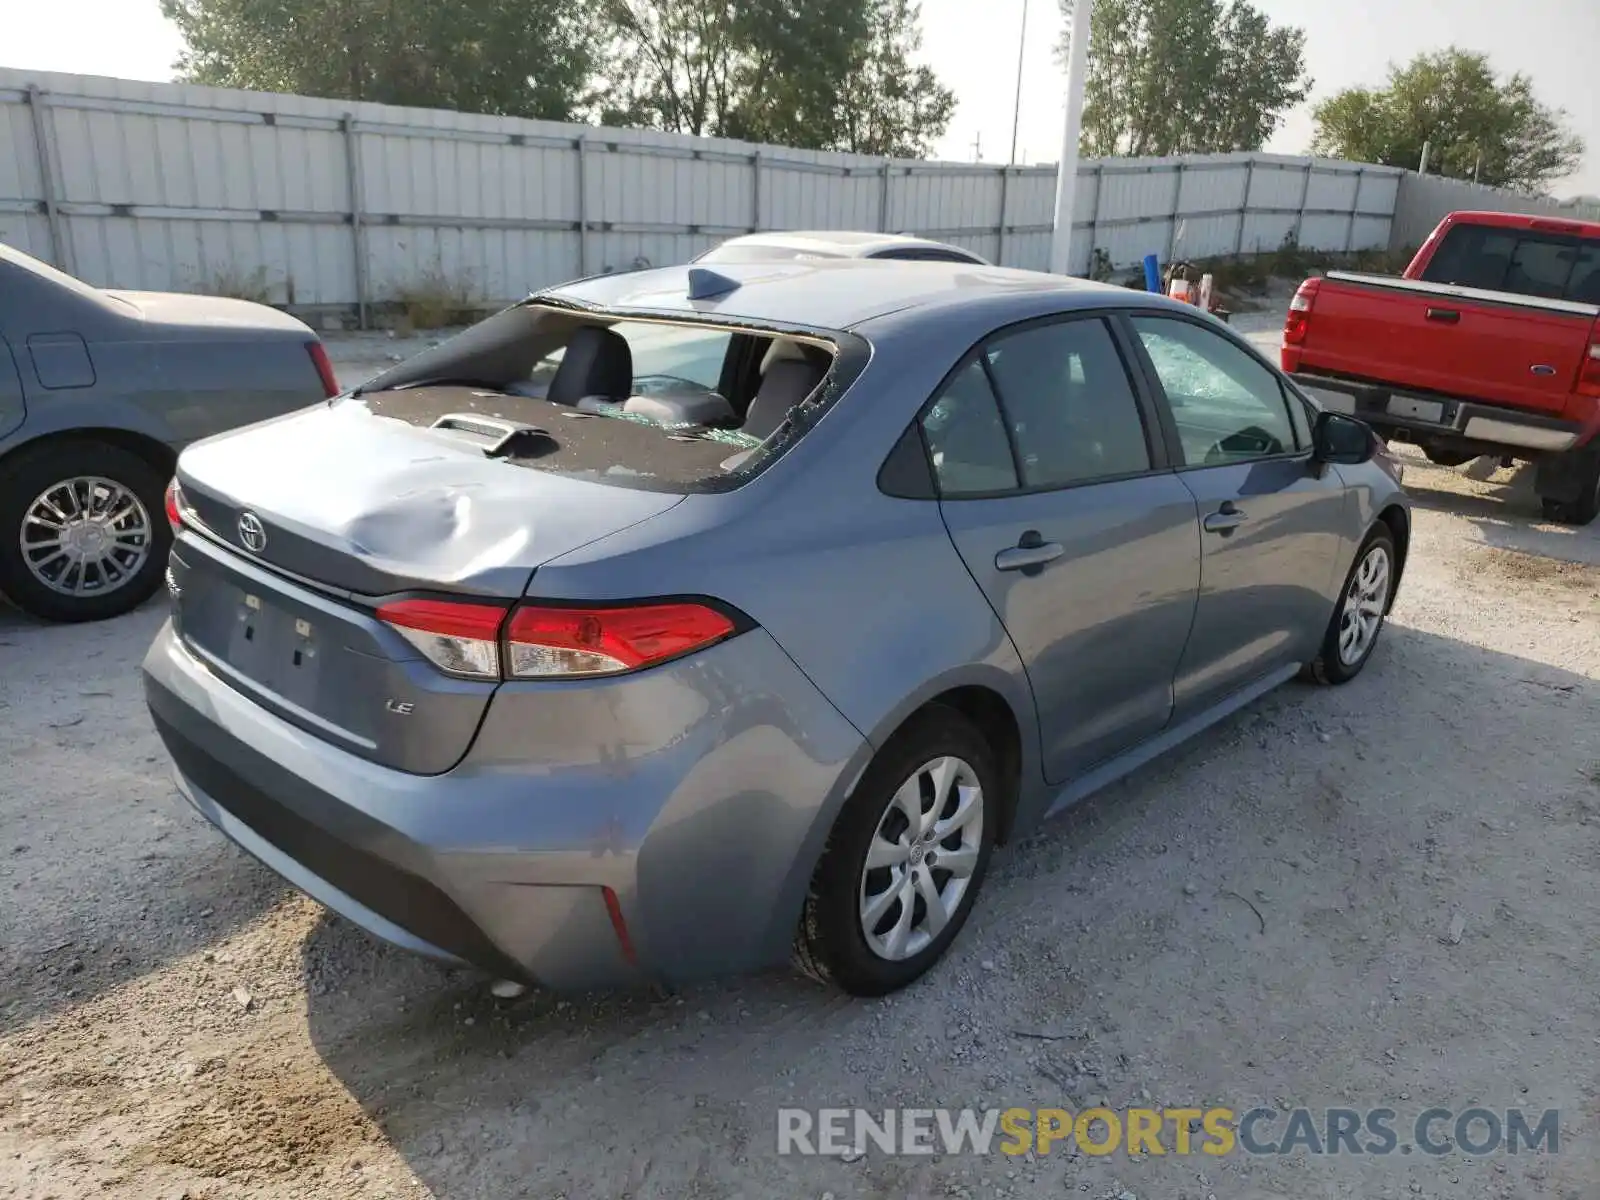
[237,511,268,553]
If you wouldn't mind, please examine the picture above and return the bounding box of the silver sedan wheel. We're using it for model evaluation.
[1337,542,1391,666]
[858,755,984,962]
[20,476,153,597]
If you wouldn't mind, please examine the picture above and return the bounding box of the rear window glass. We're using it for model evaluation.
[1421,224,1600,301]
[529,321,733,395]
[354,304,863,494]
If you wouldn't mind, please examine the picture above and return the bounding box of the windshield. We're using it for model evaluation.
[353,303,867,493]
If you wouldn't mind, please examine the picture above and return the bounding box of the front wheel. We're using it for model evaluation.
[0,440,172,622]
[1304,526,1396,685]
[794,708,999,996]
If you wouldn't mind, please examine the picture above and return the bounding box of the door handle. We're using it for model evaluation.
[1203,502,1247,534]
[1425,307,1461,324]
[995,530,1065,573]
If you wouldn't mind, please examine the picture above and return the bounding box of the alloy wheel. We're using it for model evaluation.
[858,755,985,962]
[20,476,154,598]
[1337,542,1391,666]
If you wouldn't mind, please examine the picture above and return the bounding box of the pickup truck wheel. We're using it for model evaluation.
[1539,456,1600,526]
[1304,526,1396,685]
[0,441,172,623]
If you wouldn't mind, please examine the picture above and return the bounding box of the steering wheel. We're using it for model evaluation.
[1203,425,1280,464]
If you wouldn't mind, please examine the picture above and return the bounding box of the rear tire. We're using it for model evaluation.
[1535,449,1600,526]
[1304,525,1396,685]
[794,707,999,996]
[0,440,171,622]
[1540,462,1600,525]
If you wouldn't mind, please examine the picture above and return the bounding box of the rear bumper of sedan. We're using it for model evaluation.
[142,619,868,990]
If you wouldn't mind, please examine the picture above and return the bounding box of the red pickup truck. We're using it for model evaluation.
[1282,210,1600,523]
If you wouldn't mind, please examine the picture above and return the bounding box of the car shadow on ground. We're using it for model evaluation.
[1397,456,1600,568]
[0,598,290,1035]
[295,618,1599,1198]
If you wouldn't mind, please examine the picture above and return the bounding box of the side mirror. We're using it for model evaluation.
[1312,410,1375,465]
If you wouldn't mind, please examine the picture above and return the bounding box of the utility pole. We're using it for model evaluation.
[1009,0,1029,165]
[1418,140,1431,176]
[972,131,983,163]
[1050,0,1093,274]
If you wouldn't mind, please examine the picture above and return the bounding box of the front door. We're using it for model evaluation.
[924,315,1201,784]
[1125,314,1347,722]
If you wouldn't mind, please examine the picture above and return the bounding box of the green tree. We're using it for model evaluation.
[1061,0,1309,157]
[600,0,955,156]
[161,0,599,121]
[1310,49,1584,194]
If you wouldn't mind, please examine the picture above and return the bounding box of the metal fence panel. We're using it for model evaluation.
[1,67,1420,318]
[1390,171,1600,252]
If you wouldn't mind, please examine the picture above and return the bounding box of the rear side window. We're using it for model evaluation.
[1421,223,1600,301]
[921,362,1019,496]
[982,318,1152,488]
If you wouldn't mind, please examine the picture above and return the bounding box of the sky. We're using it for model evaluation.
[4,0,1597,197]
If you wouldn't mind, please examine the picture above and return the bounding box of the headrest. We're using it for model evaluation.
[548,326,633,405]
[743,357,827,440]
[760,337,811,375]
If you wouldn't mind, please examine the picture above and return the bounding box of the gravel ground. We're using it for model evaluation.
[2,314,1599,1199]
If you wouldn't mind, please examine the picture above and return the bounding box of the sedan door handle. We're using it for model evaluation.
[1203,502,1248,534]
[1425,307,1461,324]
[995,531,1065,573]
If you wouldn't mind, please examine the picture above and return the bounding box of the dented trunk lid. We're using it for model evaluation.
[175,390,686,597]
[169,390,686,772]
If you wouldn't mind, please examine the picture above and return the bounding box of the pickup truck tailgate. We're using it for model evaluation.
[1297,272,1596,418]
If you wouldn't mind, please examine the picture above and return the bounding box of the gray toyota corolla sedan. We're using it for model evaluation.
[143,259,1409,996]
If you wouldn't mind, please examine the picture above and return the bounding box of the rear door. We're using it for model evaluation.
[928,313,1201,784]
[1126,313,1346,722]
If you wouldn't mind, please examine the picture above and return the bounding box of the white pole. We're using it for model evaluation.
[1050,0,1093,274]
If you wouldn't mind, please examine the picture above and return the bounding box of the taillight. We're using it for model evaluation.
[377,597,743,680]
[164,478,184,528]
[1579,336,1600,399]
[505,602,736,678]
[307,341,340,398]
[378,598,506,679]
[1283,278,1320,346]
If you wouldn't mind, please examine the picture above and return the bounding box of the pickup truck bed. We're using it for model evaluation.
[1282,210,1600,524]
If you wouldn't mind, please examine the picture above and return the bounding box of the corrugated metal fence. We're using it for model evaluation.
[0,68,1408,317]
[1389,172,1600,252]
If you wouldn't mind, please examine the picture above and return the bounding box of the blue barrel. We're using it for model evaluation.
[1142,253,1161,293]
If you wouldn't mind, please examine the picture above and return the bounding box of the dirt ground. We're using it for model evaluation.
[2,325,1599,1199]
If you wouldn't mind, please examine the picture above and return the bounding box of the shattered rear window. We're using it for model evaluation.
[352,304,869,494]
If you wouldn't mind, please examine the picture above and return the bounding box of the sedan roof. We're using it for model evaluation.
[544,258,1135,332]
[697,230,989,264]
